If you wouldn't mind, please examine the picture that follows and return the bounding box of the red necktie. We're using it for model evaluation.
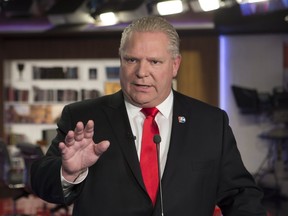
[140,107,159,205]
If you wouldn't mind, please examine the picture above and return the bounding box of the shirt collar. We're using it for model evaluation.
[124,90,174,118]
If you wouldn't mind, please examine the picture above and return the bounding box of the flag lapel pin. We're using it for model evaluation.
[178,116,186,123]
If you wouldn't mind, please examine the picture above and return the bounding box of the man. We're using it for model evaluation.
[31,16,266,216]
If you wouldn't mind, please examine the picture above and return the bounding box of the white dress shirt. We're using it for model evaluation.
[124,90,173,176]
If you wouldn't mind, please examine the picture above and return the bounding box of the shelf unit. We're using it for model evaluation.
[3,59,120,145]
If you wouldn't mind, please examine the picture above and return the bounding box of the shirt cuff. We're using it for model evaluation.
[61,167,88,186]
[60,167,88,197]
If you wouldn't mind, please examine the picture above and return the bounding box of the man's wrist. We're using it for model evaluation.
[61,167,88,184]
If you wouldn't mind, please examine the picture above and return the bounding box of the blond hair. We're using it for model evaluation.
[119,16,180,58]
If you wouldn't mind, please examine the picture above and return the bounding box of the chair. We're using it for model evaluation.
[0,139,29,216]
[15,142,44,193]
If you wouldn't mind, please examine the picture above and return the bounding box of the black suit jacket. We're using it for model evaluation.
[31,90,266,216]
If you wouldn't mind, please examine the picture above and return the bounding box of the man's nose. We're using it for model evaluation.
[136,61,149,78]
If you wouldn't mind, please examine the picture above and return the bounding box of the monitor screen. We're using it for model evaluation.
[231,85,259,114]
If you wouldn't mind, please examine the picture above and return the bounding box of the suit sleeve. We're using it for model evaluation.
[216,111,267,216]
[30,105,84,205]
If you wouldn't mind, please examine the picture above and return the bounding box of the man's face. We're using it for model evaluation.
[120,31,181,108]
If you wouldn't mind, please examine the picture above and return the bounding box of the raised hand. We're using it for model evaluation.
[59,120,110,182]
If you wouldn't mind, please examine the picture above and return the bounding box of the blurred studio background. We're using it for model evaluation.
[0,0,288,215]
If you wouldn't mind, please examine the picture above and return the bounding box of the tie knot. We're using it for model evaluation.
[141,107,159,118]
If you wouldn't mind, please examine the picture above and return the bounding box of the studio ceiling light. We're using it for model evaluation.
[156,0,186,15]
[91,0,147,25]
[198,0,221,11]
[99,12,118,25]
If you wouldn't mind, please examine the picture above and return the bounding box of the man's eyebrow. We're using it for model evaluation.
[147,56,164,61]
[122,54,134,58]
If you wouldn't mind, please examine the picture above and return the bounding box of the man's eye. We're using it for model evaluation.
[126,58,137,63]
[151,60,160,65]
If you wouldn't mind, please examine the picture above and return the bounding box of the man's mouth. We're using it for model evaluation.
[132,83,153,91]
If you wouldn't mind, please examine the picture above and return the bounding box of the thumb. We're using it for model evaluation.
[94,140,110,157]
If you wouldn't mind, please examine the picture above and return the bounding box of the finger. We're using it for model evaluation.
[58,141,66,151]
[74,121,85,142]
[84,120,94,139]
[94,140,110,157]
[59,141,70,156]
[65,130,75,146]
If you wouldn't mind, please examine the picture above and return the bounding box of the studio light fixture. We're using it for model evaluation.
[47,0,94,25]
[156,0,188,15]
[91,0,148,26]
[98,11,118,25]
[197,0,221,11]
[116,2,150,23]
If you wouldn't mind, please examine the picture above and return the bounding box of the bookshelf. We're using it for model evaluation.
[3,59,120,145]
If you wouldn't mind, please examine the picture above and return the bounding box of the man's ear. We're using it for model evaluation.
[173,55,182,77]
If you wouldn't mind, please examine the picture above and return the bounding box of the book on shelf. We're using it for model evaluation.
[57,89,78,102]
[32,66,78,79]
[106,66,120,79]
[4,86,29,102]
[33,87,78,102]
[104,82,121,95]
[81,89,101,100]
[34,87,55,102]
[5,104,56,124]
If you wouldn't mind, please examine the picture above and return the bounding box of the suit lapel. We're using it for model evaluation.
[161,92,193,187]
[152,92,195,215]
[103,91,145,190]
